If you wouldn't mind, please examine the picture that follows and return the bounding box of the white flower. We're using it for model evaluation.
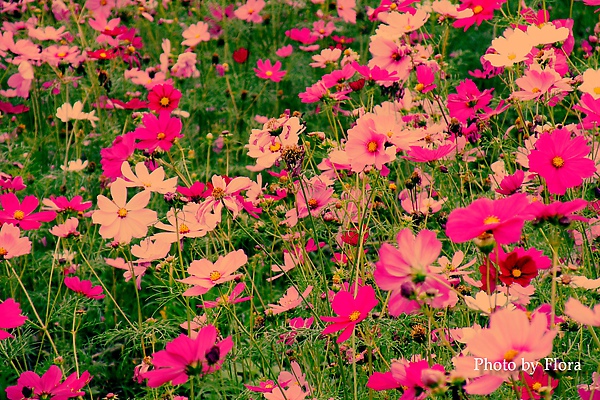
[56,101,99,127]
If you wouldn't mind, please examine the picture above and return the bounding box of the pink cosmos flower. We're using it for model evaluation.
[121,161,178,194]
[264,386,309,400]
[275,45,293,58]
[0,223,31,259]
[564,298,600,326]
[105,257,147,289]
[321,285,378,343]
[414,65,437,93]
[234,0,265,23]
[0,193,57,230]
[254,59,286,82]
[521,365,558,400]
[200,282,252,308]
[295,179,334,218]
[337,0,357,23]
[447,79,493,123]
[445,193,531,245]
[495,170,525,195]
[529,199,588,225]
[346,116,396,172]
[309,48,342,68]
[0,298,27,340]
[528,129,596,195]
[453,0,506,31]
[368,359,446,399]
[142,325,233,387]
[91,179,158,244]
[42,195,92,213]
[49,217,80,238]
[64,276,105,300]
[100,133,136,180]
[285,28,319,45]
[153,203,217,243]
[265,285,313,315]
[574,93,600,129]
[180,249,248,296]
[5,365,91,400]
[452,307,556,395]
[132,112,183,153]
[181,22,210,47]
[196,175,253,223]
[368,36,413,81]
[512,67,561,101]
[404,144,456,162]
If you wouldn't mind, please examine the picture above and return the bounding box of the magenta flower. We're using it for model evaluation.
[453,0,507,31]
[0,298,27,340]
[495,170,525,195]
[447,79,493,122]
[321,285,378,343]
[573,93,600,129]
[199,282,253,309]
[42,195,92,213]
[404,144,455,163]
[64,276,105,300]
[368,359,446,399]
[0,223,31,260]
[0,193,56,230]
[414,65,437,93]
[100,133,136,180]
[142,325,233,387]
[254,59,286,82]
[5,365,91,400]
[132,112,183,153]
[445,193,531,245]
[528,129,596,195]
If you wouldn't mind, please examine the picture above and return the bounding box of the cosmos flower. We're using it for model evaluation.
[147,84,181,113]
[528,129,596,195]
[64,276,105,300]
[321,285,378,343]
[132,112,183,153]
[179,249,248,296]
[254,59,287,82]
[0,223,31,259]
[0,193,56,230]
[142,325,233,387]
[0,298,27,340]
[5,366,91,400]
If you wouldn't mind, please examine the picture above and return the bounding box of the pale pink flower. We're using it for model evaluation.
[171,53,200,79]
[56,101,99,127]
[234,0,265,23]
[153,203,218,243]
[0,223,31,260]
[511,66,563,101]
[131,237,171,262]
[375,8,429,38]
[564,297,600,326]
[264,385,308,400]
[49,217,80,238]
[181,22,210,47]
[196,175,253,223]
[180,250,248,296]
[309,48,342,68]
[105,257,147,289]
[345,115,396,172]
[579,68,600,100]
[275,45,293,58]
[120,162,178,194]
[28,26,66,41]
[265,285,313,315]
[91,179,157,244]
[483,28,533,68]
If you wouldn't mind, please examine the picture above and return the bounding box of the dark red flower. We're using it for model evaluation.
[232,48,249,64]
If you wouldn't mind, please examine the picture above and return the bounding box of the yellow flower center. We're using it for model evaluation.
[265,71,273,77]
[404,25,412,31]
[248,8,254,13]
[348,310,361,321]
[415,83,425,92]
[389,3,397,10]
[179,223,190,234]
[13,210,25,220]
[159,97,170,106]
[0,247,7,256]
[218,294,230,304]
[507,53,516,60]
[57,52,67,58]
[512,269,522,278]
[209,270,221,282]
[532,382,542,392]
[594,87,600,95]
[504,349,519,362]
[100,52,107,58]
[212,187,225,200]
[100,0,107,5]
[117,208,128,218]
[367,140,378,153]
[157,132,166,140]
[473,5,483,14]
[531,87,541,93]
[319,29,325,34]
[269,142,281,152]
[483,215,500,225]
[308,199,319,209]
[265,383,274,389]
[551,156,565,168]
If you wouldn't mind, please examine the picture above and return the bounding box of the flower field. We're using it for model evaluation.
[2,0,600,399]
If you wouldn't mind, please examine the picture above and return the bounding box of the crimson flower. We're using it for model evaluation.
[321,285,378,343]
[64,276,105,300]
[142,325,233,387]
[0,193,56,230]
[233,47,249,63]
[491,247,550,287]
[528,129,596,195]
[147,84,181,113]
